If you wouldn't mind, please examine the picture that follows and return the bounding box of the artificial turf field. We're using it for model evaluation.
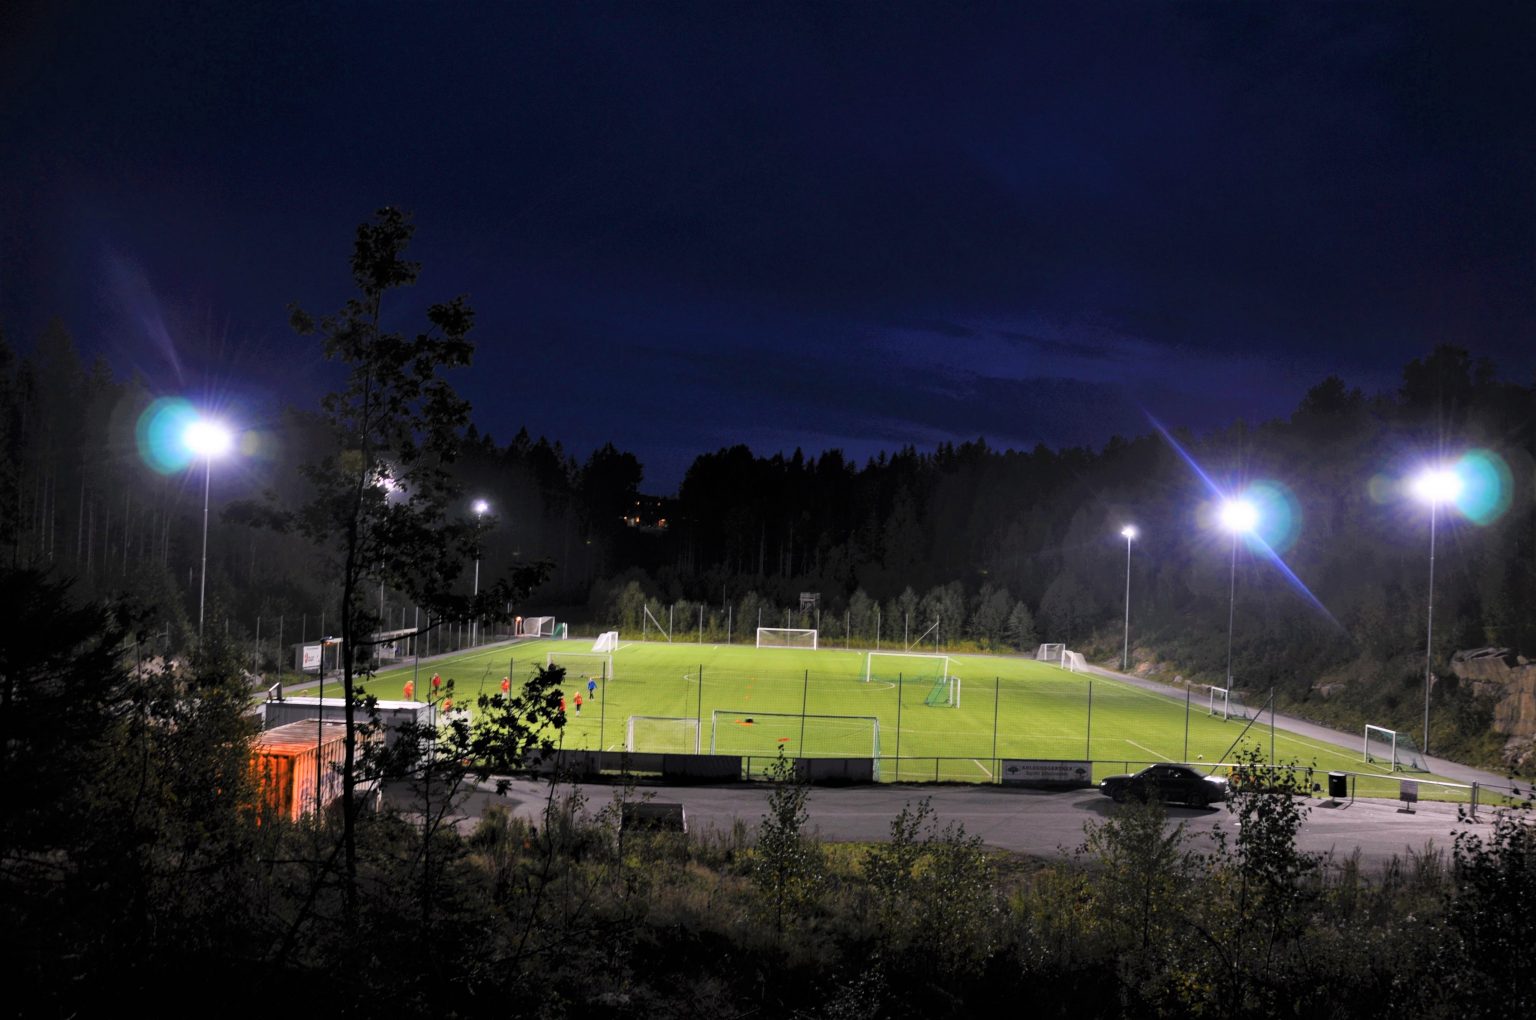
[357,636,1464,799]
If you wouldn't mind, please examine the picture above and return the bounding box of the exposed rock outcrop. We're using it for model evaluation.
[1450,647,1536,752]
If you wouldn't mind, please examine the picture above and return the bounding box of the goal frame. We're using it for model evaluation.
[546,651,613,680]
[1035,643,1065,665]
[1363,724,1427,772]
[865,651,950,684]
[756,627,818,650]
[625,715,701,754]
[519,615,556,637]
[1207,684,1257,721]
[924,673,961,708]
[708,709,879,759]
[592,630,619,653]
[1062,650,1088,673]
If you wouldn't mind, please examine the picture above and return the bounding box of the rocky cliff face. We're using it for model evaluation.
[1451,647,1536,769]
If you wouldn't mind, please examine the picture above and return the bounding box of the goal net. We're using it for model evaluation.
[866,651,949,684]
[709,710,880,759]
[546,651,612,681]
[1207,685,1259,721]
[756,627,818,650]
[1363,724,1428,772]
[1035,643,1065,665]
[924,674,961,708]
[519,616,556,637]
[592,630,619,653]
[1063,650,1088,673]
[626,716,700,754]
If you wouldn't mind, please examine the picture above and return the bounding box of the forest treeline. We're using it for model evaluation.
[2,321,1531,766]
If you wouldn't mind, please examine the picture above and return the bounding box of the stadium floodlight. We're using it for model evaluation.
[183,416,234,639]
[1120,526,1137,671]
[1411,465,1463,755]
[471,499,489,645]
[1219,498,1258,685]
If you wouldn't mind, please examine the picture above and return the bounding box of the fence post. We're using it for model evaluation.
[992,676,1001,762]
[799,669,810,752]
[1086,679,1093,759]
[895,671,903,782]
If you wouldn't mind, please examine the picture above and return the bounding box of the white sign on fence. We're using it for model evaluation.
[1000,759,1094,787]
[301,643,322,672]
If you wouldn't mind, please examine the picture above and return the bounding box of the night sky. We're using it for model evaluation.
[4,2,1534,492]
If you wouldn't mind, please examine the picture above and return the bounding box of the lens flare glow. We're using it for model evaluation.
[1147,413,1337,627]
[135,397,199,474]
[473,499,490,515]
[1453,449,1512,525]
[1121,525,1138,540]
[1411,467,1462,505]
[1219,498,1258,534]
[1247,480,1303,554]
[183,419,233,458]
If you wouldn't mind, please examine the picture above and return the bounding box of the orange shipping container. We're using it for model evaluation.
[250,720,350,823]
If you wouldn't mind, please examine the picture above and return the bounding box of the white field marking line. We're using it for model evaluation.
[860,681,897,691]
[1127,739,1173,761]
[972,758,993,779]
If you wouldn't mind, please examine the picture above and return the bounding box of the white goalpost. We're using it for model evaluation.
[519,616,556,637]
[546,651,613,680]
[626,715,700,754]
[756,627,818,650]
[592,630,619,653]
[1363,724,1428,772]
[1062,650,1088,673]
[1035,643,1065,665]
[1207,684,1259,721]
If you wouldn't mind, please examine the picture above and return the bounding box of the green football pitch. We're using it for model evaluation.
[355,637,1464,799]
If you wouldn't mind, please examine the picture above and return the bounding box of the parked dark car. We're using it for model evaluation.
[1098,764,1229,807]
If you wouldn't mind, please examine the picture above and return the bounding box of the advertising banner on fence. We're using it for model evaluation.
[301,643,322,673]
[1000,759,1094,787]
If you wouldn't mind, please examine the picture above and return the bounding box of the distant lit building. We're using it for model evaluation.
[624,495,673,532]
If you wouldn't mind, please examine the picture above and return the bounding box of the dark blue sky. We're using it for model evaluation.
[4,2,1534,491]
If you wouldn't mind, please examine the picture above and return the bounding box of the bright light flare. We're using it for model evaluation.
[1411,467,1462,506]
[1121,525,1138,540]
[1219,499,1258,534]
[183,419,233,459]
[473,499,490,515]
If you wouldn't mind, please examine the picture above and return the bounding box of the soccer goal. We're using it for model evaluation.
[866,651,949,684]
[1363,724,1428,772]
[626,715,700,754]
[546,651,612,681]
[592,630,619,653]
[519,615,556,637]
[1035,643,1065,665]
[756,627,818,650]
[924,674,961,708]
[709,710,879,759]
[1062,650,1088,673]
[1208,685,1259,721]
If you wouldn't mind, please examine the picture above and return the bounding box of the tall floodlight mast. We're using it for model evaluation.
[1411,467,1462,755]
[1218,499,1259,685]
[1120,526,1137,672]
[183,417,234,640]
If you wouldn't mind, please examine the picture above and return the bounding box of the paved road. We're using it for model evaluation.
[389,774,1499,869]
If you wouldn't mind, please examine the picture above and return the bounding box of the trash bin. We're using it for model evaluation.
[1328,772,1348,799]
